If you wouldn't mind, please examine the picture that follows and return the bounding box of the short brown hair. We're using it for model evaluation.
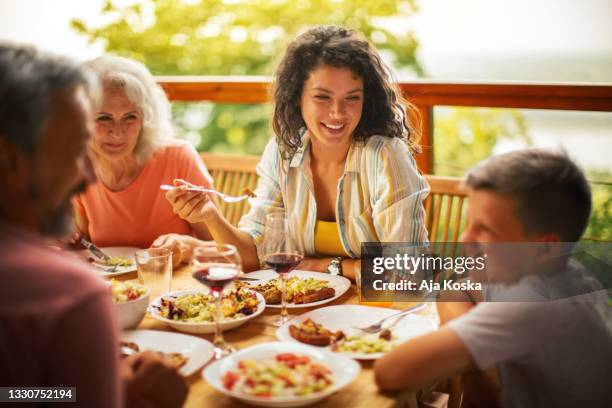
[272,25,420,159]
[465,149,591,242]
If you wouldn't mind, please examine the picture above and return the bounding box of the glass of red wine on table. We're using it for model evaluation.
[264,212,304,327]
[192,243,241,359]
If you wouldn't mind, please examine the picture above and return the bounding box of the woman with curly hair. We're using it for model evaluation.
[162,25,429,279]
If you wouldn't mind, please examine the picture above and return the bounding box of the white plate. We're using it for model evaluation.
[241,269,351,308]
[276,305,437,360]
[78,246,140,276]
[121,330,214,376]
[203,342,360,407]
[148,289,266,334]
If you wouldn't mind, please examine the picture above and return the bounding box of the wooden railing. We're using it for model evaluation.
[158,77,612,173]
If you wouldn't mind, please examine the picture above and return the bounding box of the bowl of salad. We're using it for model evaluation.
[110,279,150,330]
[203,342,360,407]
[148,289,266,334]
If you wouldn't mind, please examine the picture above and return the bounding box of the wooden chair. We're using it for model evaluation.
[200,152,259,226]
[423,175,468,256]
[430,376,463,408]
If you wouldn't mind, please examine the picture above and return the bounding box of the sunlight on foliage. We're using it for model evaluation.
[434,107,531,176]
[72,0,422,154]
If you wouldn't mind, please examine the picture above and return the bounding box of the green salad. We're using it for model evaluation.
[110,279,148,303]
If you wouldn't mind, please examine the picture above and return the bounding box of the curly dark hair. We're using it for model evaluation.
[272,25,420,159]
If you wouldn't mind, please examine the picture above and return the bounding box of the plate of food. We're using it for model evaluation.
[276,305,437,360]
[109,279,150,329]
[120,330,214,376]
[148,288,265,334]
[238,270,351,308]
[203,341,360,407]
[79,246,140,276]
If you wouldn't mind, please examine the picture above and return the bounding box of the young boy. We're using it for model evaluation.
[374,149,611,407]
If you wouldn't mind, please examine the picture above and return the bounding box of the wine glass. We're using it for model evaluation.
[263,212,303,326]
[192,243,241,359]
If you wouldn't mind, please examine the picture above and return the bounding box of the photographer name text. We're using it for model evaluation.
[373,278,482,292]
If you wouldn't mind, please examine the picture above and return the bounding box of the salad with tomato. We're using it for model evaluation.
[110,279,148,303]
[222,353,334,397]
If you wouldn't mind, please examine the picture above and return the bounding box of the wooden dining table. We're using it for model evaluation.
[116,265,439,408]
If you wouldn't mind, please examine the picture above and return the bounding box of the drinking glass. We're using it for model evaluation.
[192,243,241,359]
[135,248,172,300]
[263,212,303,326]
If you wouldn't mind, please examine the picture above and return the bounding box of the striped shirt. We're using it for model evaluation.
[238,132,429,261]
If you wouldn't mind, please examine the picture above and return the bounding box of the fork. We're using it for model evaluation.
[353,303,427,333]
[160,184,251,203]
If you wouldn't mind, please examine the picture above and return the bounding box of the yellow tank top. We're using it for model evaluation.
[314,220,349,257]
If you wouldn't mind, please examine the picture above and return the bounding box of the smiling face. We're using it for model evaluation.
[300,65,364,151]
[91,86,142,160]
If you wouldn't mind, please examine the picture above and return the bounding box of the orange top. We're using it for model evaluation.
[73,141,213,248]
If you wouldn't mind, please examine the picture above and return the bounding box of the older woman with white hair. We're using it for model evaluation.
[72,55,212,250]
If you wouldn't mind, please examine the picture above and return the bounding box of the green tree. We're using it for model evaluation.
[584,175,612,240]
[434,107,531,176]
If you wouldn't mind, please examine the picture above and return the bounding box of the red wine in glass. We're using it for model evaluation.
[265,253,303,274]
[193,265,238,293]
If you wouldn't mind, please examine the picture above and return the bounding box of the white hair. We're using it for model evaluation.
[82,55,174,165]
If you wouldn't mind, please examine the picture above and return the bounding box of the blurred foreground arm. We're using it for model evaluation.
[121,351,188,408]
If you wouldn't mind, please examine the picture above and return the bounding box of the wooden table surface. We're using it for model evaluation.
[117,265,438,408]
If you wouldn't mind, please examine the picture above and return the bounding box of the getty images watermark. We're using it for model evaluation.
[371,251,487,292]
[360,242,611,302]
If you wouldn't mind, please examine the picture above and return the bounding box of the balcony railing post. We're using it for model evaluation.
[414,104,433,174]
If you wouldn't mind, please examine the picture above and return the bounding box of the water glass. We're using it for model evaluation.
[135,248,172,299]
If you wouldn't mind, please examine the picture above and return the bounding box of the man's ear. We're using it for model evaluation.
[538,232,561,243]
[534,233,563,263]
[0,136,31,189]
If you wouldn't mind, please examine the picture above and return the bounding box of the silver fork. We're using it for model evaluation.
[160,184,251,203]
[353,303,427,333]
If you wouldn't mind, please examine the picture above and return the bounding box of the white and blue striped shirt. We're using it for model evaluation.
[238,131,429,260]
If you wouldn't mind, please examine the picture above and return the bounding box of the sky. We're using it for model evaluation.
[413,0,612,55]
[1,0,610,64]
[0,0,109,60]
